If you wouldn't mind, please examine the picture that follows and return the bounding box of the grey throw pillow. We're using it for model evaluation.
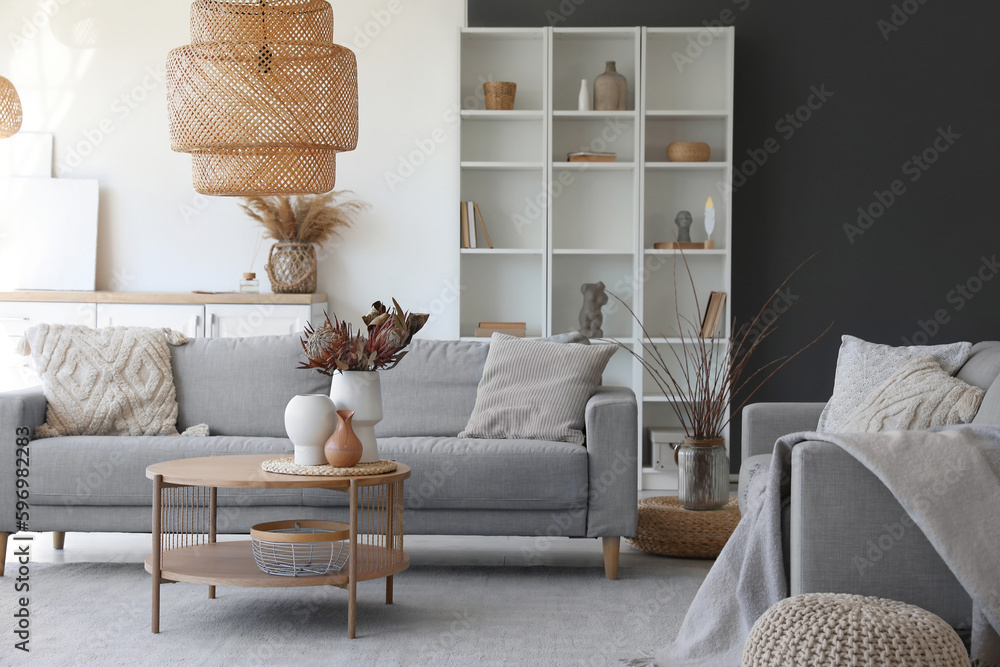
[817,335,972,433]
[458,333,616,444]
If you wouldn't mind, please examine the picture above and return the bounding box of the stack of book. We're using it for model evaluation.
[460,201,493,249]
[567,151,616,162]
[475,321,526,338]
[699,291,727,338]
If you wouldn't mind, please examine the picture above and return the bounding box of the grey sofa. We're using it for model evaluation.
[0,334,637,579]
[737,341,1000,634]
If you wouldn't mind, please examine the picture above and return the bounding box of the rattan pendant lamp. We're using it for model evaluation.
[0,76,23,139]
[167,0,359,196]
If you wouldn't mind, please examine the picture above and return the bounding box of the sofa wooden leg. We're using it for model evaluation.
[0,532,8,577]
[53,532,65,550]
[602,536,620,580]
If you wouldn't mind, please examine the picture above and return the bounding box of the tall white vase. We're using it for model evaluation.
[578,78,591,111]
[284,394,337,466]
[329,371,383,464]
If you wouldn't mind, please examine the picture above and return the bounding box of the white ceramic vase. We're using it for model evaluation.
[329,371,383,464]
[578,78,591,111]
[284,394,338,466]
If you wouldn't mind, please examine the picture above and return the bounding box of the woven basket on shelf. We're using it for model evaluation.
[483,81,516,110]
[666,141,711,162]
[0,76,22,139]
[627,496,740,559]
[265,242,317,293]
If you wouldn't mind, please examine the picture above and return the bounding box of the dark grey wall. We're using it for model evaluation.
[471,0,1000,461]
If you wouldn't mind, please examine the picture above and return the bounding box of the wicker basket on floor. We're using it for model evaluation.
[265,242,317,293]
[627,496,740,559]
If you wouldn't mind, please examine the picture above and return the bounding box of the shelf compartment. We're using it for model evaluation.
[553,114,636,163]
[460,253,544,339]
[553,162,636,171]
[645,117,729,163]
[461,162,544,171]
[552,28,640,112]
[551,254,636,339]
[461,248,544,255]
[640,341,728,398]
[461,110,544,120]
[646,110,729,120]
[643,249,727,257]
[461,170,547,250]
[462,117,545,163]
[553,110,637,119]
[553,249,634,255]
[552,169,635,252]
[644,169,728,250]
[461,29,546,112]
[644,28,733,111]
[641,260,728,340]
[645,162,727,171]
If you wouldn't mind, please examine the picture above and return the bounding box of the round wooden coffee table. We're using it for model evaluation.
[145,455,410,638]
[627,496,740,559]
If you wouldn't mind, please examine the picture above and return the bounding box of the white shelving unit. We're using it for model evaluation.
[459,27,734,490]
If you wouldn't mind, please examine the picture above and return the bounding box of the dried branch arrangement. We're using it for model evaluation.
[299,299,429,374]
[608,253,830,440]
[239,192,369,245]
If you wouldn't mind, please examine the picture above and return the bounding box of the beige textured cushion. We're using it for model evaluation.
[458,333,616,444]
[743,593,970,667]
[21,324,197,438]
[839,356,985,433]
[817,335,972,433]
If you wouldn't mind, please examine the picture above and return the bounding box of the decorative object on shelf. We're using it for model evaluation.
[483,81,516,110]
[250,520,350,576]
[460,200,494,249]
[704,196,716,243]
[166,0,358,196]
[0,76,23,139]
[577,78,591,111]
[299,299,428,463]
[239,191,369,293]
[666,142,711,162]
[579,281,608,338]
[284,393,338,466]
[567,151,616,162]
[607,255,829,510]
[239,272,259,293]
[649,428,686,471]
[627,496,740,558]
[476,321,526,338]
[699,291,727,338]
[324,409,364,467]
[674,210,693,243]
[593,61,627,111]
[260,455,398,476]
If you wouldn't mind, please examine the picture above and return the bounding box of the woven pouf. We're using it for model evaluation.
[626,496,740,559]
[743,593,970,667]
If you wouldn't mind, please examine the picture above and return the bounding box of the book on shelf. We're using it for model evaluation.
[699,291,727,338]
[460,201,494,249]
[567,151,616,162]
[476,321,526,338]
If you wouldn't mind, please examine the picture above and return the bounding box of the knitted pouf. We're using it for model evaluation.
[742,593,970,667]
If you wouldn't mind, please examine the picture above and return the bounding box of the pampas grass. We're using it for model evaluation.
[239,192,370,246]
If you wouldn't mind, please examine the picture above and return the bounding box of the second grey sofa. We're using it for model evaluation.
[0,334,638,579]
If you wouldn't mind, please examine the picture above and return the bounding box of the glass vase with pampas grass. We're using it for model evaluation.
[239,192,370,294]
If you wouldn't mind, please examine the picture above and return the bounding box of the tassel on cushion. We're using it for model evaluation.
[180,423,210,437]
[15,336,30,356]
[163,328,189,346]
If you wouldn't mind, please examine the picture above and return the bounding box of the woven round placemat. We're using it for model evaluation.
[261,457,397,477]
[626,496,740,559]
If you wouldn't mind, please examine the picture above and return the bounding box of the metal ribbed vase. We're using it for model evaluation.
[676,438,729,511]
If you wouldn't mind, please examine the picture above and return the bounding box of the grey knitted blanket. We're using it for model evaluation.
[653,425,1000,666]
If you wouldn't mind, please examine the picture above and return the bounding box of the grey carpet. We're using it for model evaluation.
[2,560,710,666]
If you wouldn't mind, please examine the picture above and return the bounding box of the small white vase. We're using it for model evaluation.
[329,371,383,464]
[284,394,338,466]
[578,78,591,111]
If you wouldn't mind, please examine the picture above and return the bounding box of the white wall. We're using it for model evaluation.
[0,0,463,339]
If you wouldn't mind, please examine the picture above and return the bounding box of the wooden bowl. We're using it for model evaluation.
[666,142,711,162]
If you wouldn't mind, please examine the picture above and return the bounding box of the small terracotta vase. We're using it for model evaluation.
[324,410,364,468]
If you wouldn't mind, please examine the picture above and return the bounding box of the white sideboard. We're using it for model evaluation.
[0,292,327,391]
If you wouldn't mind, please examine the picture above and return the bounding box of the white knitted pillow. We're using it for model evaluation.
[20,324,206,438]
[816,335,972,433]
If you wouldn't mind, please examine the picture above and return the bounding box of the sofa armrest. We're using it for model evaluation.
[790,440,971,628]
[584,386,638,538]
[741,402,826,460]
[0,387,48,533]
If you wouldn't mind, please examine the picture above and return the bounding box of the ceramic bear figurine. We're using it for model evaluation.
[579,281,608,338]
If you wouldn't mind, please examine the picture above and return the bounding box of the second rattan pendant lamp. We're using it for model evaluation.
[0,76,23,139]
[167,0,359,196]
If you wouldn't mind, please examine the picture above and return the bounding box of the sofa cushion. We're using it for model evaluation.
[29,436,299,507]
[375,333,590,438]
[302,436,589,511]
[957,341,1000,390]
[171,334,330,437]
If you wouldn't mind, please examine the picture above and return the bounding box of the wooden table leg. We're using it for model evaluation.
[208,487,216,600]
[348,479,358,639]
[386,481,395,605]
[151,474,162,634]
[386,575,393,605]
